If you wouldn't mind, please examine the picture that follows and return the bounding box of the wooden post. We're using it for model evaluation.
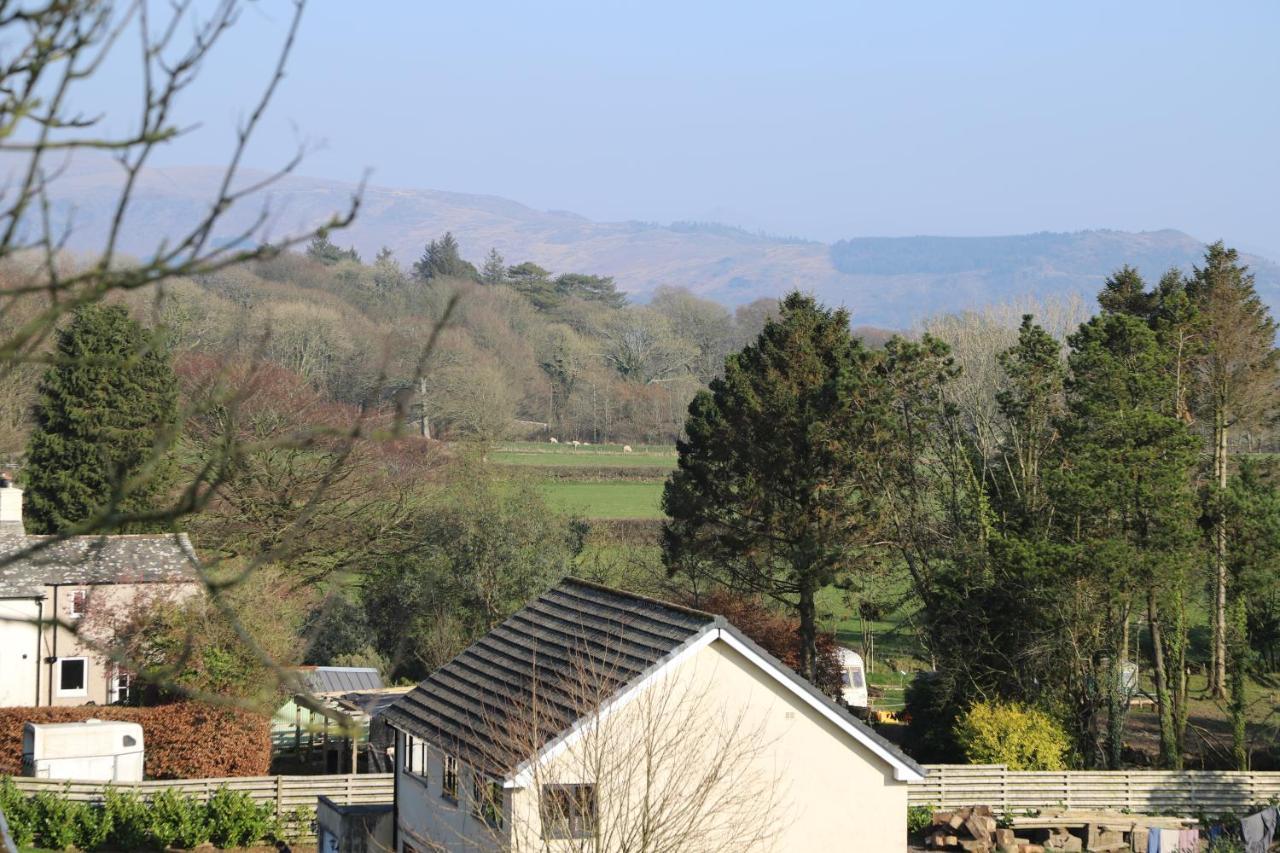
[294,704,302,753]
[275,775,283,822]
[350,734,358,775]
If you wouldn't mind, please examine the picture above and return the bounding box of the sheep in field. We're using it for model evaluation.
[623,445,633,453]
[571,440,581,448]
[549,437,558,444]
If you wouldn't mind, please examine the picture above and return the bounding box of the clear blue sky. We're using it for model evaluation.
[89,1,1280,256]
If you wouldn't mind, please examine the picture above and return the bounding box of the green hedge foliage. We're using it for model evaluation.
[0,777,281,850]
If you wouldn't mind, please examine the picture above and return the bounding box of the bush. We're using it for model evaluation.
[953,700,1070,770]
[207,787,278,848]
[0,702,271,778]
[902,670,964,762]
[0,781,282,850]
[907,804,935,835]
[149,788,211,849]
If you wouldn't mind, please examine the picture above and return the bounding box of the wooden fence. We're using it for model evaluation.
[6,773,395,837]
[912,765,1280,814]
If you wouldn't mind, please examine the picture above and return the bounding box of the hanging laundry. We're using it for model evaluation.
[1241,806,1279,853]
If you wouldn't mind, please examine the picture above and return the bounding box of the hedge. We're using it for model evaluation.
[0,777,288,850]
[0,703,271,778]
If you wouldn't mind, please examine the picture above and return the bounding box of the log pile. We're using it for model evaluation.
[925,806,1043,853]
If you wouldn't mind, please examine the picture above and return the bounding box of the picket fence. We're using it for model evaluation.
[912,764,1280,814]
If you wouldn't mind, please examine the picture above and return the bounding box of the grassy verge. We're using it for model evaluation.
[539,481,665,519]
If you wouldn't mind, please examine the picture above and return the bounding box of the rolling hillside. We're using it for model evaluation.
[39,161,1280,327]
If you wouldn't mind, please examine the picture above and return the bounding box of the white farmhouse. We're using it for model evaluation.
[382,578,924,852]
[0,476,203,707]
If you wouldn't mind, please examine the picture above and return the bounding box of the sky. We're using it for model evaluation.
[80,1,1280,256]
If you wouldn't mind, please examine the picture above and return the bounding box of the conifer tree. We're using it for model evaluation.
[662,293,883,681]
[23,305,179,533]
[481,248,506,285]
[1187,242,1280,697]
[413,232,478,282]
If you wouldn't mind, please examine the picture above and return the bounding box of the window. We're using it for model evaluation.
[57,658,87,696]
[70,590,86,619]
[401,735,427,781]
[541,784,596,840]
[850,668,864,689]
[108,667,132,704]
[472,774,503,827]
[441,754,458,801]
[403,734,415,772]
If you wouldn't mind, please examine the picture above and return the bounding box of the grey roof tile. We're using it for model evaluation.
[0,533,201,597]
[304,666,384,694]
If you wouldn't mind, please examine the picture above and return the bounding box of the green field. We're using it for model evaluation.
[539,481,665,519]
[494,442,677,469]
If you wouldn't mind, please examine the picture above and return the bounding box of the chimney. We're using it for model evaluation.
[0,472,25,535]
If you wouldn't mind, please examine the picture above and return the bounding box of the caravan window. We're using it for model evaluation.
[849,667,864,689]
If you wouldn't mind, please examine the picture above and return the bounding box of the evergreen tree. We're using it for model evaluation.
[372,246,405,291]
[23,305,179,533]
[505,261,559,310]
[662,293,884,680]
[994,315,1063,531]
[413,232,478,282]
[1186,242,1280,697]
[305,230,359,265]
[1097,265,1154,317]
[554,272,627,308]
[1052,312,1200,767]
[481,248,506,285]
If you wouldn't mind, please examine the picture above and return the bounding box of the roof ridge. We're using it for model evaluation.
[558,576,717,622]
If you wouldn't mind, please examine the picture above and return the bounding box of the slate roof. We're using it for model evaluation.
[0,533,201,597]
[381,577,924,781]
[303,666,385,694]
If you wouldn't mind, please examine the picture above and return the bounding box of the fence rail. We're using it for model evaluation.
[912,765,1280,814]
[6,773,395,834]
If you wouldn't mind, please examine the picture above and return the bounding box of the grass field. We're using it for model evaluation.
[495,441,677,468]
[539,481,666,519]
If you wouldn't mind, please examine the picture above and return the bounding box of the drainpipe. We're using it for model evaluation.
[33,596,43,706]
[46,584,58,705]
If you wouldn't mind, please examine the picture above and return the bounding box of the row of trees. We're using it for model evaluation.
[664,245,1280,769]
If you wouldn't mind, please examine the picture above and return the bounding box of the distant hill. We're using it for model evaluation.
[38,162,1280,327]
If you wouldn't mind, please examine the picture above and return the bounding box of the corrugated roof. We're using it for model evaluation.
[304,666,384,694]
[0,533,201,597]
[381,577,925,781]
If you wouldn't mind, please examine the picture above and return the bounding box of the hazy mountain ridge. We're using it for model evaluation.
[41,163,1280,327]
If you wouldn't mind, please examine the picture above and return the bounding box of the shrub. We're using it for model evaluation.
[149,788,211,849]
[0,702,271,778]
[0,781,282,850]
[907,804,935,835]
[953,700,1070,770]
[207,787,278,848]
[902,670,964,762]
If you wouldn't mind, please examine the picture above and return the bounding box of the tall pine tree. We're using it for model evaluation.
[662,293,883,681]
[23,305,179,533]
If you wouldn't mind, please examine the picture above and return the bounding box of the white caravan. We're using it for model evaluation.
[838,647,868,709]
[22,719,144,782]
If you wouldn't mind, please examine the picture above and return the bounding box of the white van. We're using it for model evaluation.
[22,719,144,782]
[838,647,868,709]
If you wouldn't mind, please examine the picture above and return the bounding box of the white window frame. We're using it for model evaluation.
[56,657,88,697]
[108,666,132,704]
[69,589,87,619]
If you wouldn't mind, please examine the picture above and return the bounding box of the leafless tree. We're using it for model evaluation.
[0,0,454,715]
[448,649,786,853]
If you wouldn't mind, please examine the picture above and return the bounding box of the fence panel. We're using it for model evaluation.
[912,765,1280,814]
[5,773,396,838]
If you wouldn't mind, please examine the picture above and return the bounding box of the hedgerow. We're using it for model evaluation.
[0,702,270,778]
[0,777,280,851]
[953,699,1071,770]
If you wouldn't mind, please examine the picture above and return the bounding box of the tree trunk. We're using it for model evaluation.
[798,579,818,683]
[1147,590,1177,769]
[1211,413,1229,698]
[418,378,432,440]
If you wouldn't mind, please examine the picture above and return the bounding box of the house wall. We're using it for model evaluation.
[506,637,910,853]
[0,598,41,707]
[394,730,510,853]
[40,581,200,707]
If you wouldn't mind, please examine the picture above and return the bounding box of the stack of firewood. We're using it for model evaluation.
[925,806,1043,853]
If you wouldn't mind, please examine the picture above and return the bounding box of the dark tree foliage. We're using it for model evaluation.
[23,305,179,533]
[413,231,478,282]
[505,261,558,310]
[663,292,882,682]
[306,230,360,265]
[554,272,627,309]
